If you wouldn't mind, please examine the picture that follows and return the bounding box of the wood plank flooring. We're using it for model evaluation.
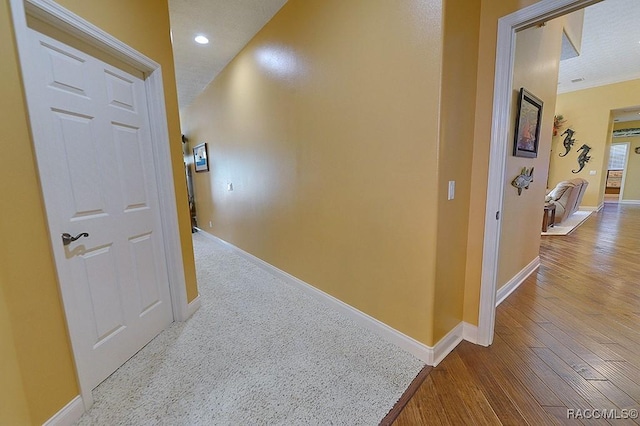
[394,203,640,425]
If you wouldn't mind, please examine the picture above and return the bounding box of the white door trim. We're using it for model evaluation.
[478,0,601,346]
[10,0,189,409]
[611,142,631,202]
[619,142,631,202]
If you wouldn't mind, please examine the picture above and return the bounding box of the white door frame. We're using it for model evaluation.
[10,0,192,408]
[477,0,601,346]
[611,141,631,202]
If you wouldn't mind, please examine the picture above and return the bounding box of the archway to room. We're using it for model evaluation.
[538,0,640,240]
[546,0,640,220]
[605,109,640,205]
[538,0,640,232]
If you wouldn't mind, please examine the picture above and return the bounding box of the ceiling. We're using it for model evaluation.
[611,106,640,123]
[168,0,640,120]
[557,0,640,122]
[168,0,287,111]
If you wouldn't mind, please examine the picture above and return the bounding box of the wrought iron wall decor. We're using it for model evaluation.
[559,128,576,157]
[572,144,591,174]
[511,167,534,195]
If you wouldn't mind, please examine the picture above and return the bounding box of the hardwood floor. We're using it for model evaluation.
[394,203,640,425]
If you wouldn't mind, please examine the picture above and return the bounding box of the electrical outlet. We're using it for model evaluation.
[209,221,213,228]
[448,181,455,200]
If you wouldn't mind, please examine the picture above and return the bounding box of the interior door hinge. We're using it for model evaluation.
[496,211,500,220]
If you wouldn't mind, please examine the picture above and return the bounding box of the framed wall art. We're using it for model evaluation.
[193,142,209,172]
[513,88,543,158]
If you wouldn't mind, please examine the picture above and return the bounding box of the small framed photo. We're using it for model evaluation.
[193,143,209,172]
[513,88,543,158]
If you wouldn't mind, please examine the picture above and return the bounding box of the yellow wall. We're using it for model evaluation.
[551,79,640,207]
[183,0,443,345]
[181,0,567,342]
[433,0,481,342]
[0,281,31,426]
[613,120,640,201]
[0,1,78,422]
[1,0,196,423]
[497,20,563,288]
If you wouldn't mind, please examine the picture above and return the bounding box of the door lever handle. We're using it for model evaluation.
[62,232,89,246]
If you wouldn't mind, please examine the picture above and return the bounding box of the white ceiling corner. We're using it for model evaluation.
[168,0,288,111]
[560,31,579,61]
[557,0,640,97]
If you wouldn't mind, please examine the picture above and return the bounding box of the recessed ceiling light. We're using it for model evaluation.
[194,35,209,45]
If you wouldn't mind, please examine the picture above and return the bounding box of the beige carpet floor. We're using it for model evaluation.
[75,231,424,425]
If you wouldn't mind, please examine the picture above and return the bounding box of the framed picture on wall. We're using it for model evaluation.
[193,142,209,172]
[513,88,543,158]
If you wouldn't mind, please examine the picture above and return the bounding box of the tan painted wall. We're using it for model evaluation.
[0,281,31,426]
[463,0,544,324]
[613,120,640,201]
[497,20,563,289]
[1,0,196,423]
[433,0,481,342]
[551,79,640,207]
[0,2,78,422]
[183,0,442,345]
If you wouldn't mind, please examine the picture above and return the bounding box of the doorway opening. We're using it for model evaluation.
[483,0,640,345]
[479,0,603,346]
[605,142,630,203]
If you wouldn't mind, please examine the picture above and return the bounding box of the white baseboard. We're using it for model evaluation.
[620,200,640,205]
[580,203,604,212]
[432,323,463,366]
[194,229,473,366]
[496,256,540,307]
[186,295,201,319]
[463,322,479,344]
[43,396,84,426]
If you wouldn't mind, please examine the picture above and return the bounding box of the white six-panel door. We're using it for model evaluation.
[26,28,174,391]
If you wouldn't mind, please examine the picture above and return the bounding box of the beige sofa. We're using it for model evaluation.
[545,178,589,224]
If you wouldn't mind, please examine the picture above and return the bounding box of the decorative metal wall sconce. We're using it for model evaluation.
[572,144,591,174]
[559,128,576,157]
[512,167,534,195]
